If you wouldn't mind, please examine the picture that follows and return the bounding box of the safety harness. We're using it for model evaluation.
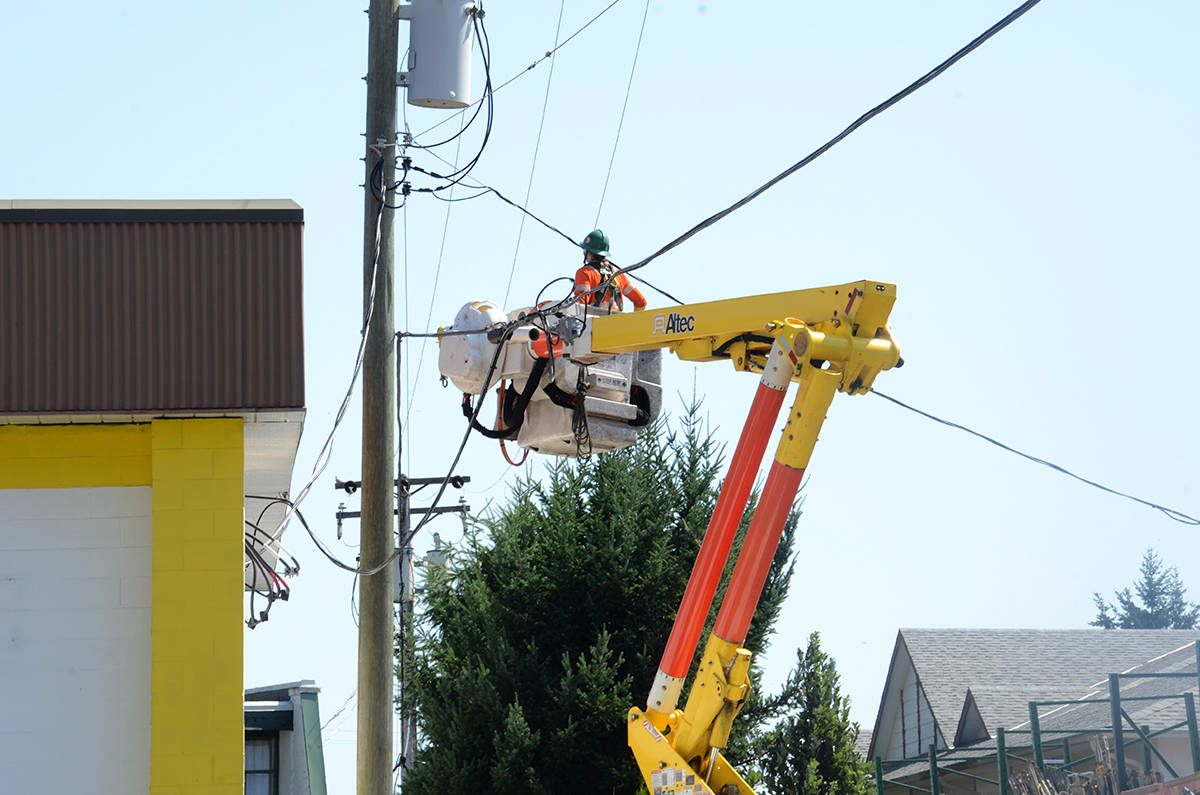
[592,261,623,312]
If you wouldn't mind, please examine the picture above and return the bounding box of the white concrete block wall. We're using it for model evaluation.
[0,487,152,794]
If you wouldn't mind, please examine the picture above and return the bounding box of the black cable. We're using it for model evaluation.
[400,322,511,549]
[481,184,580,248]
[245,535,287,589]
[243,519,301,575]
[244,540,273,589]
[413,0,627,142]
[398,326,487,340]
[411,1,1047,340]
[246,496,303,571]
[244,536,288,628]
[628,272,684,305]
[870,389,1200,526]
[408,159,579,249]
[420,14,494,191]
[264,495,379,575]
[370,155,408,211]
[535,276,575,308]
[613,0,1045,281]
[244,541,285,598]
[391,2,1049,533]
[280,160,388,531]
[408,64,489,150]
[423,187,492,202]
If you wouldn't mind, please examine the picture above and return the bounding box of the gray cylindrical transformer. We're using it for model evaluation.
[404,0,475,109]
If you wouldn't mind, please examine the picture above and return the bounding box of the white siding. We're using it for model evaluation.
[878,657,941,760]
[0,487,152,794]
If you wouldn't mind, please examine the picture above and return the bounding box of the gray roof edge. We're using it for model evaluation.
[246,679,321,699]
[3,199,301,211]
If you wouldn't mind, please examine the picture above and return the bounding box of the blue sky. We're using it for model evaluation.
[6,1,1199,790]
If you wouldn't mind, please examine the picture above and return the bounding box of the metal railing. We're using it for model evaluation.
[873,641,1200,794]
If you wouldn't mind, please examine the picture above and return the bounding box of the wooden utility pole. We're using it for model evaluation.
[358,0,400,792]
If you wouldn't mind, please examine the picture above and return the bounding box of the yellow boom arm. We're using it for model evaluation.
[578,281,900,793]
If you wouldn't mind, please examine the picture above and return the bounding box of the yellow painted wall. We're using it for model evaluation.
[0,419,245,794]
[0,423,151,487]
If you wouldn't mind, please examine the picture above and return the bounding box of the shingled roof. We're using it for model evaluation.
[1022,639,1200,739]
[869,629,1200,760]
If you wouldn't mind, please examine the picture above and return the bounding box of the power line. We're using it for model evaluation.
[400,325,511,549]
[417,12,495,192]
[413,0,628,143]
[419,0,1048,338]
[871,389,1200,526]
[594,0,650,227]
[504,0,568,308]
[629,272,684,305]
[389,0,1048,549]
[322,690,359,744]
[402,201,411,474]
[279,158,392,533]
[411,176,579,249]
[406,115,468,417]
[612,0,1045,280]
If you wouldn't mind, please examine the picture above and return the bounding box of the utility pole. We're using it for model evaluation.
[335,474,469,791]
[397,538,415,789]
[394,479,468,788]
[358,0,400,792]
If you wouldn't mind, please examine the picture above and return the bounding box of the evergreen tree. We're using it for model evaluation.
[752,632,872,795]
[403,408,802,794]
[1091,548,1200,630]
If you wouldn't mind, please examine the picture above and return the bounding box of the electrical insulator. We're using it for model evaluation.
[397,0,477,109]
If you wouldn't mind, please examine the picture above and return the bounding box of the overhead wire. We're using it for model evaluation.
[244,518,290,628]
[593,0,650,227]
[322,689,358,733]
[400,323,510,550]
[607,0,1046,282]
[503,0,568,308]
[243,506,301,574]
[405,115,468,418]
[387,0,1049,551]
[278,151,392,536]
[419,12,495,192]
[413,0,628,143]
[870,389,1200,526]
[328,0,1051,566]
[406,143,579,249]
[321,692,359,745]
[410,1,1048,339]
[402,200,411,474]
[415,0,1049,341]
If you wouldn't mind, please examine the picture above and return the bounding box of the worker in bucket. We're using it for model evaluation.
[573,229,647,313]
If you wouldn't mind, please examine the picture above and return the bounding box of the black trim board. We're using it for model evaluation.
[245,710,294,732]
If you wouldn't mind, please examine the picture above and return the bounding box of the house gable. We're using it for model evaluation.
[869,632,947,761]
[954,688,989,746]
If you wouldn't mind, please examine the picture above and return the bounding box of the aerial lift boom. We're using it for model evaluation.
[584,281,901,794]
[439,280,901,793]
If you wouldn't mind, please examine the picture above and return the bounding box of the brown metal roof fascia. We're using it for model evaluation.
[0,213,304,413]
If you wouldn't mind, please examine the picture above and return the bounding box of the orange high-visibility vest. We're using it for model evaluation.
[573,262,646,311]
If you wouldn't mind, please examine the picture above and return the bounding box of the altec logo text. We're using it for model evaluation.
[652,312,696,336]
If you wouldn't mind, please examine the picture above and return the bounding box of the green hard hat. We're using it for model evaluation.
[580,229,610,257]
